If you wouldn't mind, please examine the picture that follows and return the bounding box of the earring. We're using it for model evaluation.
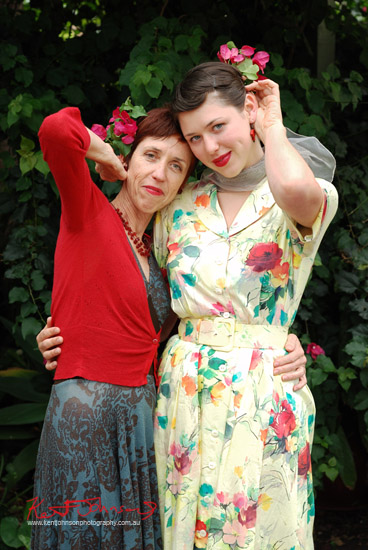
[250,124,256,142]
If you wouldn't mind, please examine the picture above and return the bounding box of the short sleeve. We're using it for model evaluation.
[153,207,171,269]
[284,179,338,245]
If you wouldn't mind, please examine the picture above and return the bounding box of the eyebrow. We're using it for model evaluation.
[184,118,222,138]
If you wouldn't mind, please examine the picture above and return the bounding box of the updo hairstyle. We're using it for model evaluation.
[172,62,246,114]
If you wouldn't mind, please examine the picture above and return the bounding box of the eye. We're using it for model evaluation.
[171,163,183,172]
[189,135,201,144]
[213,123,224,131]
[144,151,156,160]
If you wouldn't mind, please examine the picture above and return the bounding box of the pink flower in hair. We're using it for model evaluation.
[240,45,255,57]
[252,51,270,73]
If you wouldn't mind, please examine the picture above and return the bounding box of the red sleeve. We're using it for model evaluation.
[38,107,100,231]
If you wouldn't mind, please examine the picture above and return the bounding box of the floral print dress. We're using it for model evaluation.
[153,175,338,550]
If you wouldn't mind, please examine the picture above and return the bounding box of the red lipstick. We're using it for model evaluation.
[144,186,164,196]
[213,152,231,167]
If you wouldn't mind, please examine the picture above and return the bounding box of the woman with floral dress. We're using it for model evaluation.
[153,62,338,549]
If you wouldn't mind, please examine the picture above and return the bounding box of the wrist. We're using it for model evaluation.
[263,122,286,146]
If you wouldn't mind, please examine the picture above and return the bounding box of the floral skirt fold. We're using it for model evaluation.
[31,377,162,550]
[154,335,315,550]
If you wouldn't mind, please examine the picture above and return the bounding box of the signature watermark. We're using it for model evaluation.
[27,496,156,521]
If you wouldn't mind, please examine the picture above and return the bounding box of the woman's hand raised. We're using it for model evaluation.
[95,154,128,182]
[245,79,284,143]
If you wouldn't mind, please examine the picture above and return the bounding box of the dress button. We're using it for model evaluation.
[152,338,158,344]
[215,288,222,294]
[219,365,226,372]
[204,495,211,503]
[215,259,223,265]
[208,461,216,470]
[222,312,230,318]
[211,429,219,438]
[199,529,207,537]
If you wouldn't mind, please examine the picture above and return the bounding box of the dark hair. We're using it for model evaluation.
[172,62,245,114]
[126,106,197,179]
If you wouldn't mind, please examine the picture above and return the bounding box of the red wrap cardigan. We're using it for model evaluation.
[39,107,161,386]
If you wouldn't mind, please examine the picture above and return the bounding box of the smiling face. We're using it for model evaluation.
[125,135,193,215]
[178,92,263,178]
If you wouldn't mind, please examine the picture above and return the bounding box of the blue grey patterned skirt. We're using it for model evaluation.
[30,377,162,550]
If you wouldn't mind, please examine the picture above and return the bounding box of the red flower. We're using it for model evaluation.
[306,343,325,360]
[238,503,257,528]
[246,242,283,272]
[270,400,296,439]
[174,450,192,475]
[298,442,311,478]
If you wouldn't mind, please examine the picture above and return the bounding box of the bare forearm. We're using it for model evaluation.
[264,123,323,228]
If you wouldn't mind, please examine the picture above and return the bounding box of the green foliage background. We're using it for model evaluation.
[0,0,367,547]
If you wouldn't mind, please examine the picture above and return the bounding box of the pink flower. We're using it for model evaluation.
[232,53,245,63]
[240,45,255,57]
[249,349,262,371]
[91,124,107,141]
[215,491,230,505]
[217,44,232,62]
[233,492,247,508]
[121,134,135,144]
[252,51,270,73]
[217,44,242,63]
[306,343,325,360]
[111,106,122,120]
[223,519,247,546]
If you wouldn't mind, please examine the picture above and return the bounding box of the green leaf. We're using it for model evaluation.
[344,340,368,368]
[350,298,368,320]
[174,35,188,52]
[145,77,163,98]
[335,271,360,293]
[0,427,36,440]
[308,367,328,387]
[62,85,86,105]
[0,517,23,548]
[0,377,49,403]
[9,287,29,304]
[15,67,33,87]
[19,135,35,153]
[19,154,37,175]
[21,317,42,340]
[4,439,39,489]
[0,403,47,425]
[315,354,336,373]
[296,70,312,91]
[354,390,368,411]
[35,151,50,175]
[158,36,172,50]
[7,110,19,127]
[31,270,46,291]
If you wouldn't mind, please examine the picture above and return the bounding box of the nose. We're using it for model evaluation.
[152,160,165,182]
[203,134,219,156]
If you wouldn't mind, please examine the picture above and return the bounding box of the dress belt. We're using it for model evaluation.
[178,317,288,351]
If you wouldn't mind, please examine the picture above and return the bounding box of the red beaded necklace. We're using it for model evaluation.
[113,205,151,257]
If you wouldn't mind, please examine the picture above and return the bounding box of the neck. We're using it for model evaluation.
[208,153,266,193]
[111,188,152,238]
